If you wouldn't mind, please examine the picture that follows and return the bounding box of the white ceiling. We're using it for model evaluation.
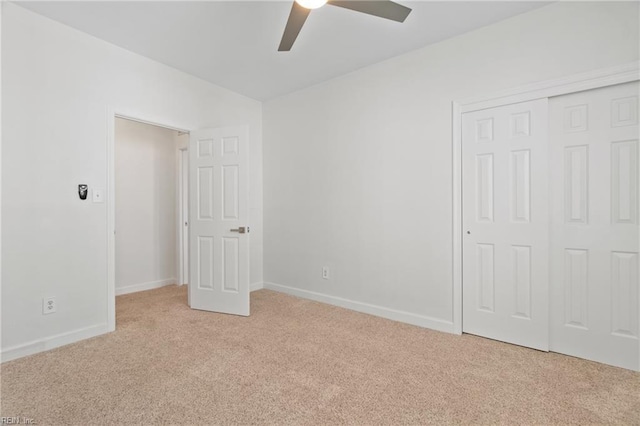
[17,1,549,100]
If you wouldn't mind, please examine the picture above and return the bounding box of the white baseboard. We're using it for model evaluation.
[1,323,109,363]
[263,282,455,334]
[250,282,264,292]
[115,278,175,296]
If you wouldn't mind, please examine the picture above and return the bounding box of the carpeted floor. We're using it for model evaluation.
[1,285,639,425]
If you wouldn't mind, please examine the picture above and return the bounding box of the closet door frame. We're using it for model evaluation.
[451,62,640,354]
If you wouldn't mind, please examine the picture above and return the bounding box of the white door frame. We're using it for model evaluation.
[177,145,189,287]
[451,61,640,338]
[106,108,191,332]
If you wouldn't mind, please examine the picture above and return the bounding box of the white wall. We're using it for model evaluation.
[1,3,263,359]
[263,2,640,331]
[115,118,178,295]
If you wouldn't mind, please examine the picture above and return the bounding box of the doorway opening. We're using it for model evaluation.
[107,113,252,329]
[112,116,189,322]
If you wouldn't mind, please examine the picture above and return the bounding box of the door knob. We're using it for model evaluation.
[230,226,249,234]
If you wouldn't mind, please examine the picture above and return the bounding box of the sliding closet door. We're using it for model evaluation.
[462,99,549,350]
[549,81,639,370]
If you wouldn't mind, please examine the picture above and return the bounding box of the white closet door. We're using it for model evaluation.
[462,99,549,350]
[549,81,639,370]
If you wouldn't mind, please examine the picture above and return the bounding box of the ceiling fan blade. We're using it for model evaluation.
[278,2,312,51]
[327,0,411,23]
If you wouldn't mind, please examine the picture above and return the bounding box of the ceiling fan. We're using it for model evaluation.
[278,0,412,51]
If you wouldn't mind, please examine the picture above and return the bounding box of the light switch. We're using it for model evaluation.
[92,189,104,203]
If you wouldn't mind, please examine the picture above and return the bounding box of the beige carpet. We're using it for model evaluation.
[1,286,639,425]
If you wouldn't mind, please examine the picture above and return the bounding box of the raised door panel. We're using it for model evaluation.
[222,237,240,293]
[512,245,531,319]
[197,237,215,290]
[197,167,214,220]
[611,252,639,338]
[564,146,589,224]
[563,249,588,329]
[510,150,530,223]
[222,165,239,220]
[611,140,638,225]
[476,244,495,312]
[476,154,494,223]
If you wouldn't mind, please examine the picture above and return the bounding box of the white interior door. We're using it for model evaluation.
[549,81,639,370]
[189,126,250,316]
[462,98,549,350]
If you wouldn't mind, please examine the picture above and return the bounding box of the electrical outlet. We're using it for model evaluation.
[43,297,56,315]
[322,266,330,280]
